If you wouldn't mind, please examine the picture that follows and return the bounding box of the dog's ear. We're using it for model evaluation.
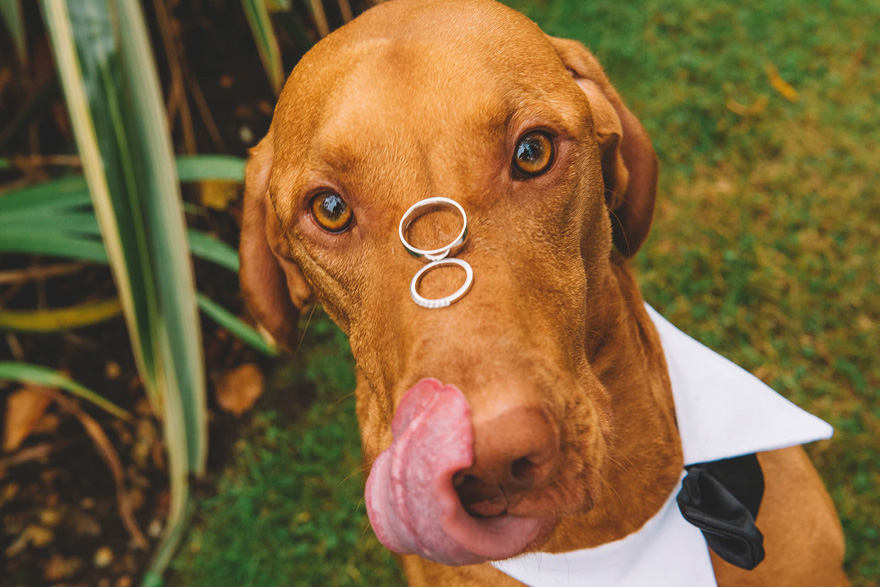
[549,37,658,257]
[239,129,313,353]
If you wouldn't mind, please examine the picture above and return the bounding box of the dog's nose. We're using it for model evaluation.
[454,407,559,517]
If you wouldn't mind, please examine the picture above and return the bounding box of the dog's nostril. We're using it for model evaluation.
[456,474,508,518]
[453,471,466,488]
[454,406,559,518]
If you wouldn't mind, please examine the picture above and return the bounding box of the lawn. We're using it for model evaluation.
[172,0,880,585]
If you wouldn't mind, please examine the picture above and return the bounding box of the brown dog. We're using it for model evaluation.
[239,0,847,584]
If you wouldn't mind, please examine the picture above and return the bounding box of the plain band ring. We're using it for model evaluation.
[399,197,468,262]
[410,258,474,309]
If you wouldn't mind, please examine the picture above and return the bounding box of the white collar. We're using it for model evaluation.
[491,304,832,587]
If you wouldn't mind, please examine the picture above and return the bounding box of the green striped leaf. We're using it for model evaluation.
[40,0,205,578]
[176,154,245,183]
[197,294,277,356]
[242,0,284,95]
[0,231,108,262]
[0,361,130,420]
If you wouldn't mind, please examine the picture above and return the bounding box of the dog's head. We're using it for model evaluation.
[240,0,679,566]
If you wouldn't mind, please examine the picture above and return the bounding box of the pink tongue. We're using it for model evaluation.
[365,378,545,566]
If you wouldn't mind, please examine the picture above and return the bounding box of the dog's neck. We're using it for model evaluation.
[541,253,684,552]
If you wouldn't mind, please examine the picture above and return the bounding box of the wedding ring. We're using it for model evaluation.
[398,197,468,262]
[409,258,474,309]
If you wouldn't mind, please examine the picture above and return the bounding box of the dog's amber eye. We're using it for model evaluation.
[310,192,353,232]
[512,131,555,178]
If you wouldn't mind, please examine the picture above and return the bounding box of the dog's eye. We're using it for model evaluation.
[310,192,353,232]
[512,130,555,178]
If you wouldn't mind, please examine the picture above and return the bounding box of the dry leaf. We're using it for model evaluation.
[3,386,53,452]
[726,95,769,116]
[765,64,799,102]
[215,364,264,417]
[199,180,240,211]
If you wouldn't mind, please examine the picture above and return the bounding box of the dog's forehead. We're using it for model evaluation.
[274,0,571,140]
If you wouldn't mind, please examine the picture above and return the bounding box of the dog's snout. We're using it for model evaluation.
[454,407,559,517]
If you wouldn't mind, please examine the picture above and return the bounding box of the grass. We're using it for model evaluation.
[173,0,879,585]
[171,314,403,586]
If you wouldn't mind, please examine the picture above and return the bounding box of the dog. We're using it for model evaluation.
[238,0,848,584]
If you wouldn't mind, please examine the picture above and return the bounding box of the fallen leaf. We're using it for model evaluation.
[726,95,769,116]
[765,64,799,102]
[215,364,264,417]
[199,180,240,211]
[3,386,53,451]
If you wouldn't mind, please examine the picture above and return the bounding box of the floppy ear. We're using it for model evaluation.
[548,37,659,257]
[239,129,313,353]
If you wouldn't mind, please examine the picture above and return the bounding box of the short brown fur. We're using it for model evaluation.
[239,1,847,584]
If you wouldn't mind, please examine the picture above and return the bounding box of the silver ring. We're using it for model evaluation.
[398,197,468,262]
[410,258,474,309]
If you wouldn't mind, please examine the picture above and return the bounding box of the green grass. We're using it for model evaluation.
[171,314,402,586]
[173,0,879,584]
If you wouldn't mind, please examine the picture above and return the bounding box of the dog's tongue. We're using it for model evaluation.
[365,378,545,566]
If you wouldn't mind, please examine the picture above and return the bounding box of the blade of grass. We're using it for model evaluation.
[242,0,284,95]
[0,361,131,420]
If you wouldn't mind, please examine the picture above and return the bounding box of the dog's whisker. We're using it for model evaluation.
[293,303,318,359]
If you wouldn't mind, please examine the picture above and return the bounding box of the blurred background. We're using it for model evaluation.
[0,0,877,585]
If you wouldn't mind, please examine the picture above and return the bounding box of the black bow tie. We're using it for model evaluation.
[676,453,766,570]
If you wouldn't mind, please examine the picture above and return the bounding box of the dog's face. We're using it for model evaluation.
[241,0,666,566]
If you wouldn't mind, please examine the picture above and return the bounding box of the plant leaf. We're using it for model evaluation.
[40,0,206,577]
[0,231,109,262]
[0,0,27,65]
[187,230,240,272]
[241,0,284,95]
[0,361,131,420]
[197,294,278,356]
[0,175,91,214]
[0,297,122,332]
[176,155,245,183]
